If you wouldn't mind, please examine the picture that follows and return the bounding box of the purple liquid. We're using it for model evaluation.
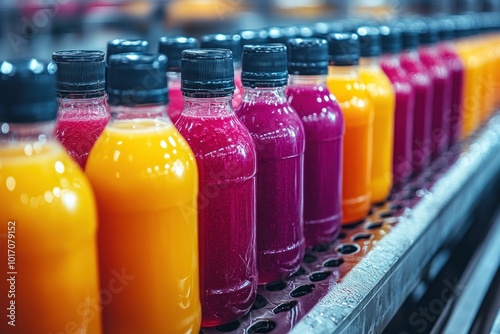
[55,108,109,169]
[236,97,305,284]
[176,111,257,327]
[418,46,453,159]
[438,43,465,148]
[381,55,416,188]
[287,84,344,246]
[399,50,434,176]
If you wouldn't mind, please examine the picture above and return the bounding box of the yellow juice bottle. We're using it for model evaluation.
[0,59,101,334]
[86,54,200,334]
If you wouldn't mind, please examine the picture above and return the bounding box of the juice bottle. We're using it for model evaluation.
[86,53,200,334]
[53,50,110,169]
[236,44,306,283]
[477,14,498,120]
[380,25,416,188]
[176,49,258,326]
[106,38,148,62]
[357,26,395,203]
[398,26,434,176]
[287,38,344,246]
[436,17,465,149]
[200,33,243,108]
[158,36,198,124]
[415,19,452,160]
[326,33,374,224]
[0,59,101,334]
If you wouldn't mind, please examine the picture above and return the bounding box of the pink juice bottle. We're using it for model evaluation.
[398,26,434,176]
[236,44,306,284]
[286,38,344,246]
[415,19,453,160]
[380,26,416,188]
[158,36,198,124]
[176,49,257,327]
[436,17,465,149]
[53,50,110,169]
[200,33,243,109]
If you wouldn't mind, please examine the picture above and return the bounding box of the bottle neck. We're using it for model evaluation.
[288,74,327,87]
[182,95,234,117]
[109,103,168,121]
[167,71,181,82]
[56,89,106,100]
[57,94,108,110]
[0,121,55,144]
[359,57,381,68]
[328,65,359,78]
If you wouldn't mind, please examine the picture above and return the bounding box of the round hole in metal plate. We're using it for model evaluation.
[290,284,315,298]
[264,281,287,292]
[352,233,373,242]
[272,300,298,314]
[290,267,307,278]
[303,253,317,263]
[247,320,276,333]
[324,258,344,267]
[312,243,330,252]
[216,320,240,332]
[252,294,268,310]
[309,271,332,282]
[337,243,360,255]
[390,203,403,210]
[378,210,394,218]
[338,232,347,239]
[366,220,384,230]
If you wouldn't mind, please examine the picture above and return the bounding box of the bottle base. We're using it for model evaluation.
[304,214,342,247]
[342,194,371,224]
[257,238,305,285]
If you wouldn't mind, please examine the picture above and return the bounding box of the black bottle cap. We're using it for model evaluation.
[436,17,455,41]
[327,33,360,66]
[416,19,439,45]
[181,49,235,98]
[288,38,329,75]
[107,53,167,106]
[398,24,420,51]
[239,29,269,46]
[297,25,315,38]
[0,59,57,123]
[266,26,300,44]
[106,39,149,62]
[380,25,402,54]
[241,44,288,88]
[356,26,381,57]
[158,36,198,72]
[200,34,242,63]
[51,50,105,97]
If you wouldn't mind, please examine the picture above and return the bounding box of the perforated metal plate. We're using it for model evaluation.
[202,114,500,334]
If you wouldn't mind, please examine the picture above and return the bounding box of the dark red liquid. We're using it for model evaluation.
[287,83,344,246]
[381,55,416,188]
[167,77,184,124]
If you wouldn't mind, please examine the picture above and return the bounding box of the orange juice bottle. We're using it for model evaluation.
[0,59,101,333]
[327,33,374,224]
[357,26,395,203]
[86,54,200,334]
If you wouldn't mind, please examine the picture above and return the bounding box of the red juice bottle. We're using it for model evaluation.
[236,44,305,284]
[106,38,148,63]
[380,26,416,188]
[398,26,434,176]
[158,36,198,124]
[200,33,243,108]
[53,50,110,169]
[176,49,257,326]
[286,38,344,246]
[415,19,453,160]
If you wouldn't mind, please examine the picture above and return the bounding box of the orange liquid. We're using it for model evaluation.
[327,68,374,224]
[0,141,101,334]
[359,62,395,203]
[86,118,200,334]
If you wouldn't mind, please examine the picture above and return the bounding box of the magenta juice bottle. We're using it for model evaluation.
[286,38,344,246]
[236,44,305,284]
[176,49,257,327]
[53,50,110,169]
[200,33,243,108]
[380,26,416,187]
[158,36,198,124]
[416,19,452,160]
[436,17,465,148]
[398,26,434,176]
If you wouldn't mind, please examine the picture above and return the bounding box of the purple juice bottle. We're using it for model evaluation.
[286,38,344,246]
[398,26,434,176]
[175,49,257,327]
[236,44,305,284]
[380,26,416,188]
[53,50,110,169]
[415,19,453,160]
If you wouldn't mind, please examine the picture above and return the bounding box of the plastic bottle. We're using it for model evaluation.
[200,33,243,108]
[357,26,395,202]
[106,38,148,62]
[53,50,110,169]
[158,36,198,124]
[239,29,269,47]
[326,33,374,224]
[398,26,434,176]
[236,44,306,284]
[286,38,344,246]
[176,49,258,327]
[86,53,200,334]
[0,59,101,334]
[380,26,416,188]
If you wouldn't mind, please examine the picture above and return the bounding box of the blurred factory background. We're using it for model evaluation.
[0,0,499,59]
